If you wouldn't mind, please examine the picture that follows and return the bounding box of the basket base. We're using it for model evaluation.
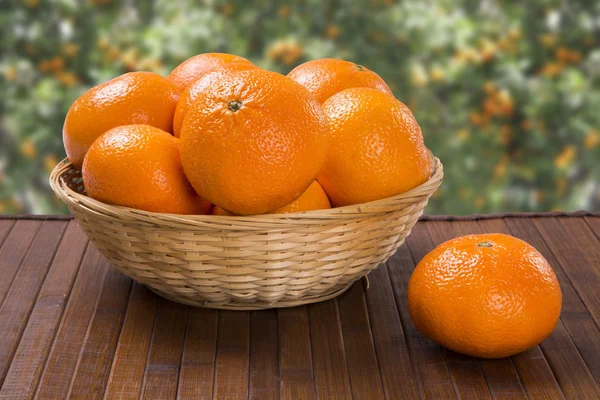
[146,280,360,310]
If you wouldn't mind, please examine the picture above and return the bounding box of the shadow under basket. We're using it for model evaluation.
[50,156,443,310]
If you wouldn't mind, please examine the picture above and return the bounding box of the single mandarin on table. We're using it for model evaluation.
[180,69,328,215]
[408,233,562,359]
[168,53,253,91]
[288,58,393,103]
[213,181,331,215]
[63,72,180,168]
[82,124,211,215]
[317,87,431,207]
[173,62,258,138]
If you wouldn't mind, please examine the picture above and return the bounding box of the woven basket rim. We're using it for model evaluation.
[50,154,443,226]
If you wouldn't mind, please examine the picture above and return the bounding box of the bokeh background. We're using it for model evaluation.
[1,0,599,215]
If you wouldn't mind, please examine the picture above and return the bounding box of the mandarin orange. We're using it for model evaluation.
[63,72,180,168]
[317,87,431,207]
[168,53,253,91]
[82,124,211,215]
[180,69,328,215]
[408,233,562,358]
[213,181,330,215]
[173,62,258,137]
[288,58,393,103]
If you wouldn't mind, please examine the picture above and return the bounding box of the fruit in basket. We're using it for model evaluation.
[317,87,431,207]
[288,58,393,104]
[82,124,211,215]
[180,69,328,216]
[168,53,254,91]
[173,63,258,137]
[407,233,562,359]
[213,181,331,215]
[63,72,180,168]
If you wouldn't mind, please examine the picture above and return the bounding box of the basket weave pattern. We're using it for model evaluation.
[50,156,443,310]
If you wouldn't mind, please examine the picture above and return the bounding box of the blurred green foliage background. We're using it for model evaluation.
[1,0,599,215]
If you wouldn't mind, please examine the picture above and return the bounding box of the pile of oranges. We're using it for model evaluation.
[62,53,431,216]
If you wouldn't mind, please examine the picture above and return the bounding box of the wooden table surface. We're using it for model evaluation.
[0,212,599,399]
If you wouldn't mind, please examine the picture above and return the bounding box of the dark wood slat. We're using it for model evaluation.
[0,219,15,248]
[386,234,458,399]
[336,283,386,400]
[67,269,132,398]
[0,222,87,399]
[412,222,493,400]
[585,217,600,240]
[177,307,218,400]
[0,220,42,306]
[140,299,188,400]
[213,310,250,400]
[278,306,315,400]
[307,299,352,400]
[248,310,279,400]
[104,283,158,400]
[35,245,110,399]
[0,221,67,385]
[364,263,423,399]
[476,219,565,400]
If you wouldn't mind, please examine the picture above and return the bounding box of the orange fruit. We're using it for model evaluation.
[408,233,562,359]
[288,58,393,103]
[82,124,211,215]
[172,62,258,138]
[63,72,180,168]
[180,69,328,215]
[213,181,331,215]
[317,87,431,207]
[168,53,253,91]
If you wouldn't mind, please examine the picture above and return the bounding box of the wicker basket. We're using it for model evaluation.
[50,155,443,310]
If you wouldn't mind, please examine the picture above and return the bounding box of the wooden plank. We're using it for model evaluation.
[104,283,158,400]
[140,299,188,400]
[364,264,423,399]
[386,231,458,399]
[248,310,279,400]
[0,220,42,306]
[176,307,218,400]
[477,219,565,400]
[336,283,385,400]
[278,306,315,400]
[67,269,132,399]
[0,222,87,398]
[0,220,67,384]
[414,221,493,400]
[307,299,352,400]
[585,217,600,239]
[213,310,250,400]
[35,245,110,399]
[0,219,15,248]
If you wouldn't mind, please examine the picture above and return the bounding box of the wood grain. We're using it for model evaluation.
[248,310,279,400]
[104,283,159,400]
[1,216,599,399]
[0,221,67,384]
[213,310,250,400]
[307,300,352,400]
[177,307,218,400]
[140,299,188,400]
[278,306,315,400]
[0,222,86,399]
[35,245,111,399]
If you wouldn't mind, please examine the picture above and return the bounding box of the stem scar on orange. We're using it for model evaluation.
[288,58,394,104]
[179,69,328,216]
[168,52,254,91]
[63,71,180,168]
[407,233,562,359]
[82,124,211,215]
